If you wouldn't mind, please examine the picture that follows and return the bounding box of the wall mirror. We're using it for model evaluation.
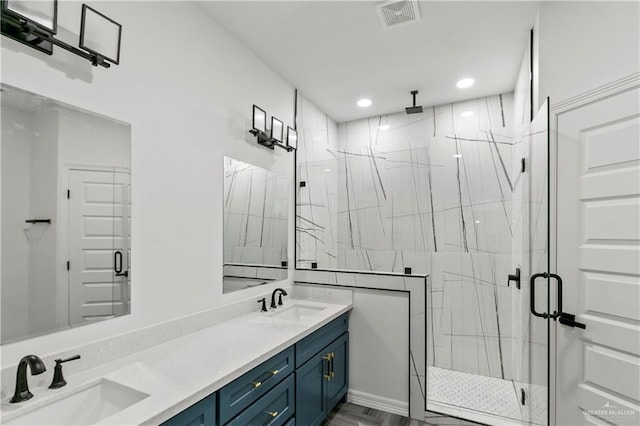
[1,84,131,343]
[223,157,288,293]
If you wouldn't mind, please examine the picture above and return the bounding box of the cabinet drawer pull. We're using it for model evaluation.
[324,374,332,381]
[268,411,278,418]
[270,369,279,376]
[322,355,331,361]
[252,381,262,388]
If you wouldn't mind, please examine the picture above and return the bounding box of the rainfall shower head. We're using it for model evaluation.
[405,90,423,114]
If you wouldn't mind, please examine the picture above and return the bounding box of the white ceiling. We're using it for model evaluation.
[197,1,541,123]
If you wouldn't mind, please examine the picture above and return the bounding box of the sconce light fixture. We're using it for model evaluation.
[286,126,297,150]
[249,104,295,152]
[1,0,121,68]
[271,116,284,143]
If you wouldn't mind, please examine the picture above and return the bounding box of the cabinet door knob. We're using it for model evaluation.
[268,411,278,418]
[324,374,332,381]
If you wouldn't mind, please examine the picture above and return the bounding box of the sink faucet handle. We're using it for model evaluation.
[58,354,81,364]
[49,354,81,389]
[278,292,285,306]
[257,298,268,312]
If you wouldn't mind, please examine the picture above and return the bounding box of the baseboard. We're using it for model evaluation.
[347,389,409,417]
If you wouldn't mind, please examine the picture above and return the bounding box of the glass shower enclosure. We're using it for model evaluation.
[425,101,551,425]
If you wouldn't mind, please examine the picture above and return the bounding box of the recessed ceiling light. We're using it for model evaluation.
[475,220,481,224]
[460,111,474,118]
[324,168,331,172]
[357,98,372,108]
[456,78,475,89]
[379,124,390,130]
[453,154,462,158]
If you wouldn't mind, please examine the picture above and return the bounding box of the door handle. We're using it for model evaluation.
[559,312,586,329]
[323,354,331,381]
[530,273,548,318]
[114,251,129,277]
[530,272,563,319]
[549,273,562,320]
[114,251,122,274]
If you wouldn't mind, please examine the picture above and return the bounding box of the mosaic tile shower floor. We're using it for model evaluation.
[427,367,546,425]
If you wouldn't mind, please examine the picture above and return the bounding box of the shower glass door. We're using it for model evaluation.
[425,101,550,425]
[518,100,550,426]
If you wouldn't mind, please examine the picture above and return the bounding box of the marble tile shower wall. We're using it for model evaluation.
[296,93,518,380]
[224,159,288,265]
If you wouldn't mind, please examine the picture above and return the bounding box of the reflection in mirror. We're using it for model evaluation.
[223,157,288,293]
[1,84,131,343]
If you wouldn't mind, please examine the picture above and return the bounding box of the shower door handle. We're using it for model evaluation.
[530,273,548,318]
[530,272,563,319]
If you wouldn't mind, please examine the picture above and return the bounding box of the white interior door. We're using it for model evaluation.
[68,168,130,324]
[112,169,131,316]
[555,87,640,425]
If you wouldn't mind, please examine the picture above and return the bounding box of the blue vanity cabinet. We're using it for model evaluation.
[226,375,295,426]
[295,350,329,426]
[295,313,349,368]
[295,313,350,426]
[326,332,349,410]
[161,394,217,426]
[218,346,294,424]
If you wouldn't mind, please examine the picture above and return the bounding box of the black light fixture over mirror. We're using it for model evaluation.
[4,0,56,32]
[270,117,283,143]
[1,0,121,68]
[79,4,121,65]
[249,105,294,152]
[286,126,297,150]
[252,105,266,134]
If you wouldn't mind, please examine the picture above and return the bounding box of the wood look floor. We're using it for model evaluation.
[323,402,484,426]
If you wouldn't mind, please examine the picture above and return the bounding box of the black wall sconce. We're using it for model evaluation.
[1,1,121,68]
[249,104,296,152]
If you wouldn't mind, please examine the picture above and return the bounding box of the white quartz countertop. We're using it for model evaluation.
[1,298,352,425]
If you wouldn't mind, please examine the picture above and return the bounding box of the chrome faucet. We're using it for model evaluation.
[270,288,288,309]
[10,355,46,403]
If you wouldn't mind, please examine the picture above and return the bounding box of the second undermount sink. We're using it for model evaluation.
[271,304,326,321]
[5,378,149,425]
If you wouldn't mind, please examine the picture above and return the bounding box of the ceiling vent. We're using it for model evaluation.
[376,0,421,30]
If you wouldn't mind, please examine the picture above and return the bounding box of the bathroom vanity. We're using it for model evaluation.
[163,312,349,426]
[0,297,351,425]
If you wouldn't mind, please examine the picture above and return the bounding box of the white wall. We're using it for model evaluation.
[1,1,295,366]
[27,109,59,336]
[348,289,409,414]
[58,107,131,167]
[535,1,640,108]
[1,106,32,341]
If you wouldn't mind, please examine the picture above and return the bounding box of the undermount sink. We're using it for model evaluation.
[271,304,326,321]
[5,378,149,425]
